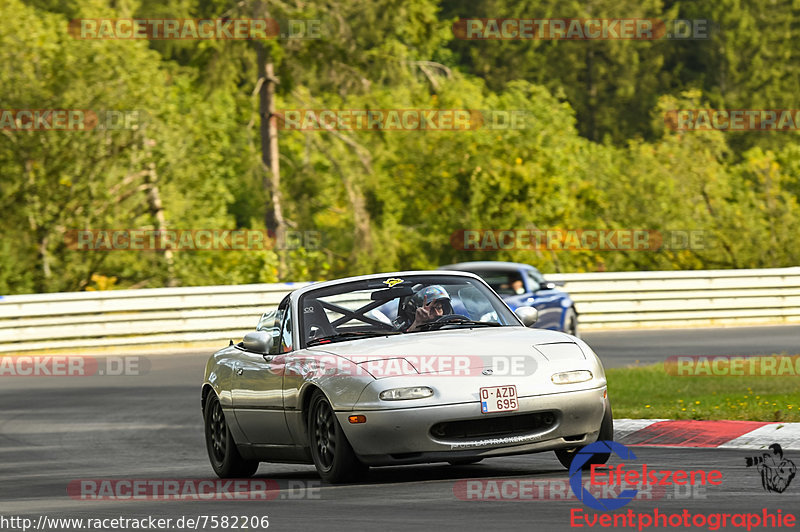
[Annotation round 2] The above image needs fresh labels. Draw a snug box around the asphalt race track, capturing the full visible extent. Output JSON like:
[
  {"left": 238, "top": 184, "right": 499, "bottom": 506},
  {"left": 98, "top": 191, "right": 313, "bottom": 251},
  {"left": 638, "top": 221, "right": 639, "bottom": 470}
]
[
  {"left": 582, "top": 325, "right": 800, "bottom": 368},
  {"left": 2, "top": 326, "right": 799, "bottom": 532}
]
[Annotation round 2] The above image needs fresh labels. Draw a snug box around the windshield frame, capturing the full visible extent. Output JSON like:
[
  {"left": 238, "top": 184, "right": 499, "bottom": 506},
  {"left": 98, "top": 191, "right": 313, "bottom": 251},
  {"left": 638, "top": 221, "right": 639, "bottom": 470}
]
[{"left": 296, "top": 273, "right": 522, "bottom": 349}]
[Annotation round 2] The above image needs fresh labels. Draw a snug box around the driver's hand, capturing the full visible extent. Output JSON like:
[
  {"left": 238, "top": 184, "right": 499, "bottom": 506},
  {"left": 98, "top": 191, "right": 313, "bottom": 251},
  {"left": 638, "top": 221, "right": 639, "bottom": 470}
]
[
  {"left": 408, "top": 301, "right": 435, "bottom": 332},
  {"left": 415, "top": 301, "right": 435, "bottom": 322}
]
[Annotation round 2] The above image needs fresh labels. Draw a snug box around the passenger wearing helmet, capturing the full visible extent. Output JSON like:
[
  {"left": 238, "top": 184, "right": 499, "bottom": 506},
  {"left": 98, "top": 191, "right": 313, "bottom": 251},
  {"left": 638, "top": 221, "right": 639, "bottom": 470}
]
[{"left": 395, "top": 285, "right": 454, "bottom": 332}]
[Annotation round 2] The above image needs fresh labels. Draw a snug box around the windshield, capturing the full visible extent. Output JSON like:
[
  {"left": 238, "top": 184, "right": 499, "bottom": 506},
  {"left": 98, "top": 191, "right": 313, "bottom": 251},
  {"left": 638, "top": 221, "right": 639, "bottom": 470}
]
[
  {"left": 298, "top": 274, "right": 521, "bottom": 348},
  {"left": 462, "top": 269, "right": 526, "bottom": 295}
]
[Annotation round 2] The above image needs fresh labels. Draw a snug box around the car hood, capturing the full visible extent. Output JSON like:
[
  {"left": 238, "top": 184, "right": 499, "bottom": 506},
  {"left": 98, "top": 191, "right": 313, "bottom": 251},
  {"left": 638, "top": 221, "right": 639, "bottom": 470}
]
[{"left": 307, "top": 327, "right": 587, "bottom": 377}]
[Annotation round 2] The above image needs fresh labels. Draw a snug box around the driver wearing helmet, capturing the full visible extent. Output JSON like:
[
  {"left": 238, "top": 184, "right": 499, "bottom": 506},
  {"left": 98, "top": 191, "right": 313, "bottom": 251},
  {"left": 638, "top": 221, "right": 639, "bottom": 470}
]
[{"left": 395, "top": 285, "right": 454, "bottom": 332}]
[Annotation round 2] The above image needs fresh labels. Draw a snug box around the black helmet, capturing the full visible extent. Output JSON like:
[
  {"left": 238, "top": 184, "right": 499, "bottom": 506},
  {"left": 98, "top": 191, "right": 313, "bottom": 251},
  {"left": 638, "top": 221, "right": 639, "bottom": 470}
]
[{"left": 408, "top": 285, "right": 453, "bottom": 314}]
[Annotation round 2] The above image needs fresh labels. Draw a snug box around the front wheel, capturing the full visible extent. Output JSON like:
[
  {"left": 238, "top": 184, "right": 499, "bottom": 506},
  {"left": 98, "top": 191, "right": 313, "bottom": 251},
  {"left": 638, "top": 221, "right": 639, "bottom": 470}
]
[
  {"left": 204, "top": 393, "right": 259, "bottom": 478},
  {"left": 308, "top": 391, "right": 368, "bottom": 483},
  {"left": 563, "top": 308, "right": 579, "bottom": 337},
  {"left": 555, "top": 401, "right": 613, "bottom": 470}
]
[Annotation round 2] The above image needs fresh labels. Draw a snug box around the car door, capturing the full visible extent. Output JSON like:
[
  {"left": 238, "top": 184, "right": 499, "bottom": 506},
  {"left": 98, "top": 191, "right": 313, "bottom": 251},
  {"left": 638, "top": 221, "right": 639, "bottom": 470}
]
[
  {"left": 524, "top": 268, "right": 563, "bottom": 330},
  {"left": 231, "top": 297, "right": 293, "bottom": 445}
]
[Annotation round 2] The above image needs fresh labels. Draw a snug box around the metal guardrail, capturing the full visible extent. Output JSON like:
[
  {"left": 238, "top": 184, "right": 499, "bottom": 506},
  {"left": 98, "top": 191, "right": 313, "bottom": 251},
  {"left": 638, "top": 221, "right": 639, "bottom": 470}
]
[
  {"left": 548, "top": 267, "right": 800, "bottom": 329},
  {"left": 1, "top": 268, "right": 799, "bottom": 353},
  {"left": 0, "top": 283, "right": 310, "bottom": 353}
]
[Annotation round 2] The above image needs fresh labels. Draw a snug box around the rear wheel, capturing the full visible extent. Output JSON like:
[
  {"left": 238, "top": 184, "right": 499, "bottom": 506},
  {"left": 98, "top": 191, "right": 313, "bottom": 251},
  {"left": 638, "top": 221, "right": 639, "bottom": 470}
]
[
  {"left": 204, "top": 393, "right": 259, "bottom": 478},
  {"left": 308, "top": 390, "right": 368, "bottom": 483},
  {"left": 555, "top": 401, "right": 613, "bottom": 470}
]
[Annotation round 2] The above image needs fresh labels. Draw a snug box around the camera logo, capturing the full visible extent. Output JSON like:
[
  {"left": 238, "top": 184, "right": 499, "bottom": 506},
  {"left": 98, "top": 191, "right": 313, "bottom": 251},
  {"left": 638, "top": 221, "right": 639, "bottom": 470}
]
[{"left": 745, "top": 444, "right": 797, "bottom": 493}]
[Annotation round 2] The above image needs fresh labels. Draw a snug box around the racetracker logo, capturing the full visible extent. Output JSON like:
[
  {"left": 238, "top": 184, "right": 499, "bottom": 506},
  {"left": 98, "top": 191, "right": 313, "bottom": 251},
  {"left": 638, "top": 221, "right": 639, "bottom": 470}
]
[
  {"left": 666, "top": 355, "right": 800, "bottom": 377},
  {"left": 279, "top": 354, "right": 538, "bottom": 378},
  {"left": 450, "top": 229, "right": 707, "bottom": 251},
  {"left": 665, "top": 109, "right": 800, "bottom": 131},
  {"left": 68, "top": 479, "right": 282, "bottom": 500},
  {"left": 452, "top": 18, "right": 710, "bottom": 40},
  {"left": 452, "top": 477, "right": 700, "bottom": 502},
  {"left": 0, "top": 356, "right": 149, "bottom": 377},
  {"left": 0, "top": 110, "right": 141, "bottom": 131},
  {"left": 275, "top": 109, "right": 529, "bottom": 131},
  {"left": 65, "top": 229, "right": 322, "bottom": 251},
  {"left": 68, "top": 19, "right": 322, "bottom": 40}
]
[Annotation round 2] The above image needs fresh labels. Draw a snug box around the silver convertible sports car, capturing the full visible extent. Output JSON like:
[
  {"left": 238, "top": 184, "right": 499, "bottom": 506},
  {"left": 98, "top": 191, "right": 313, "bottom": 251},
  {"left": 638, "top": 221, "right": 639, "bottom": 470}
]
[{"left": 202, "top": 271, "right": 613, "bottom": 483}]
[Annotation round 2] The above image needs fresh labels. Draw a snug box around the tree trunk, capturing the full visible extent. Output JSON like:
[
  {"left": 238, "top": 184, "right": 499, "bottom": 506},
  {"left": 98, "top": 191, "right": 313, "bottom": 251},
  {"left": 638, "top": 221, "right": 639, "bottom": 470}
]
[
  {"left": 25, "top": 160, "right": 50, "bottom": 291},
  {"left": 144, "top": 160, "right": 176, "bottom": 286},
  {"left": 585, "top": 46, "right": 597, "bottom": 142},
  {"left": 256, "top": 42, "right": 287, "bottom": 278}
]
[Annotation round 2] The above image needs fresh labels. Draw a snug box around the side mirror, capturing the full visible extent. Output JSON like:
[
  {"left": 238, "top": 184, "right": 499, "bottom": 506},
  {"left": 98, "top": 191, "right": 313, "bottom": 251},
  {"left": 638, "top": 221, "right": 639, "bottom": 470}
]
[
  {"left": 540, "top": 281, "right": 556, "bottom": 290},
  {"left": 242, "top": 331, "right": 273, "bottom": 354},
  {"left": 514, "top": 306, "right": 539, "bottom": 327}
]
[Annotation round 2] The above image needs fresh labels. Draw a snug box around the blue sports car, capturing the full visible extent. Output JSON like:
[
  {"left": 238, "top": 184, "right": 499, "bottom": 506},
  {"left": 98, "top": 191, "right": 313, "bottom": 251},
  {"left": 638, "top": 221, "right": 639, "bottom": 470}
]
[{"left": 439, "top": 261, "right": 578, "bottom": 336}]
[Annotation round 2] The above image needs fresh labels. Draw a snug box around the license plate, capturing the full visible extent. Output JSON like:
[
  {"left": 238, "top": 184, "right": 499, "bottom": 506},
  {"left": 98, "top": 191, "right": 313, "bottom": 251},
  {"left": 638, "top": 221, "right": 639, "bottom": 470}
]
[{"left": 480, "top": 385, "right": 518, "bottom": 413}]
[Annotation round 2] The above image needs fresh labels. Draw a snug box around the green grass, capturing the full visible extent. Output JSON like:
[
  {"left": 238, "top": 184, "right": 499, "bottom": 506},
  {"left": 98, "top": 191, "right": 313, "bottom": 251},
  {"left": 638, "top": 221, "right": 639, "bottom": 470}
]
[{"left": 607, "top": 360, "right": 800, "bottom": 422}]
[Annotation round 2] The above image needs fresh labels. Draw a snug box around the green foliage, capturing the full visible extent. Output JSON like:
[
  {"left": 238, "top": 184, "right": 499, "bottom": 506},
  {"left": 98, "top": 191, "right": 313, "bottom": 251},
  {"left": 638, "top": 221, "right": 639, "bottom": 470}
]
[{"left": 2, "top": 0, "right": 800, "bottom": 294}]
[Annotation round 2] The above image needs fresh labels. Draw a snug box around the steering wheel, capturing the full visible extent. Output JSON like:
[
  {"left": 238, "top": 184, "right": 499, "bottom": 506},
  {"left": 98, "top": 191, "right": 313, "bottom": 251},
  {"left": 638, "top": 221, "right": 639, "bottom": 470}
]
[{"left": 431, "top": 314, "right": 473, "bottom": 324}]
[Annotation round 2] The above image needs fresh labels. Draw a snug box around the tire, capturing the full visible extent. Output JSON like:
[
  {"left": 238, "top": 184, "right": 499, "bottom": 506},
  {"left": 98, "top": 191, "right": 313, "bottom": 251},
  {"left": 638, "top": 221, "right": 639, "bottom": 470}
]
[
  {"left": 204, "top": 393, "right": 259, "bottom": 478},
  {"left": 448, "top": 458, "right": 483, "bottom": 466},
  {"left": 555, "top": 401, "right": 614, "bottom": 470},
  {"left": 308, "top": 390, "right": 368, "bottom": 483},
  {"left": 564, "top": 308, "right": 579, "bottom": 337}
]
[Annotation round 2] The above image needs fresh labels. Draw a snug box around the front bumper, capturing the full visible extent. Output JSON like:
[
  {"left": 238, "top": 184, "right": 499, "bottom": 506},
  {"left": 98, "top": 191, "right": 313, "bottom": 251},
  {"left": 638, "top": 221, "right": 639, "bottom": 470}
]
[{"left": 338, "top": 386, "right": 606, "bottom": 466}]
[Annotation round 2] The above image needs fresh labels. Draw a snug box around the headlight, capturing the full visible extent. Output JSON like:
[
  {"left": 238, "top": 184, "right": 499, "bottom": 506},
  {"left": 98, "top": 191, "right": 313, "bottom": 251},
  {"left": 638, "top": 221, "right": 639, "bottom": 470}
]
[
  {"left": 379, "top": 386, "right": 434, "bottom": 401},
  {"left": 551, "top": 370, "right": 593, "bottom": 384}
]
